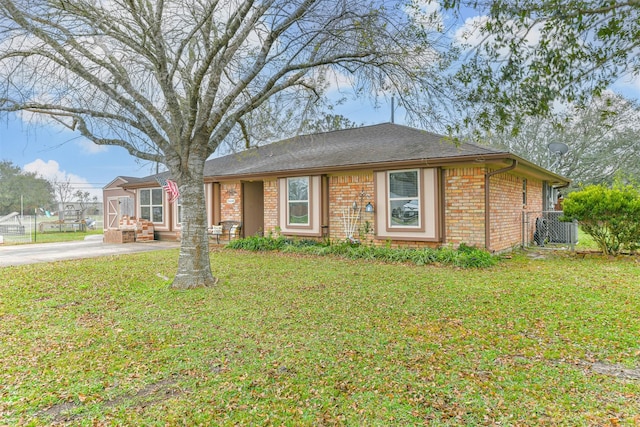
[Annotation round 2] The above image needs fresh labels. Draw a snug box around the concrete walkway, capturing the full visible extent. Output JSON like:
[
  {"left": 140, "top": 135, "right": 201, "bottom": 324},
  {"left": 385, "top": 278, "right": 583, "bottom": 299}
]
[{"left": 0, "top": 235, "right": 180, "bottom": 267}]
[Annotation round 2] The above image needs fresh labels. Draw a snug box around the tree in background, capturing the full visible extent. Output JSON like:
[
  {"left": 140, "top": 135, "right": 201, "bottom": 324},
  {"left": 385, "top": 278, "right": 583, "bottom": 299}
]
[
  {"left": 51, "top": 177, "right": 74, "bottom": 210},
  {"left": 443, "top": 0, "right": 640, "bottom": 134},
  {"left": 74, "top": 190, "right": 99, "bottom": 217},
  {"left": 218, "top": 94, "right": 362, "bottom": 153},
  {"left": 302, "top": 114, "right": 362, "bottom": 134},
  {"left": 562, "top": 180, "right": 640, "bottom": 255},
  {"left": 479, "top": 93, "right": 640, "bottom": 187},
  {"left": 0, "top": 0, "right": 458, "bottom": 288},
  {"left": 0, "top": 161, "right": 56, "bottom": 215}
]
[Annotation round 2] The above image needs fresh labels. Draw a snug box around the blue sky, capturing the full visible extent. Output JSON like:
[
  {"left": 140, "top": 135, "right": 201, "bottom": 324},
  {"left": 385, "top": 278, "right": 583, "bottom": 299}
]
[{"left": 0, "top": 114, "right": 144, "bottom": 196}]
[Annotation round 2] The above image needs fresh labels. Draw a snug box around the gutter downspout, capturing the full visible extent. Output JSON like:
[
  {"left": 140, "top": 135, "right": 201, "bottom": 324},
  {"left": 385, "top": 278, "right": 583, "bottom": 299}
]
[{"left": 485, "top": 159, "right": 518, "bottom": 252}]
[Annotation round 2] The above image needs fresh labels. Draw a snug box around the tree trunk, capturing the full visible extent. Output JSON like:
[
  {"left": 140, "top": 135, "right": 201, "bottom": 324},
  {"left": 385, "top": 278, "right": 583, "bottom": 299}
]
[{"left": 170, "top": 160, "right": 217, "bottom": 289}]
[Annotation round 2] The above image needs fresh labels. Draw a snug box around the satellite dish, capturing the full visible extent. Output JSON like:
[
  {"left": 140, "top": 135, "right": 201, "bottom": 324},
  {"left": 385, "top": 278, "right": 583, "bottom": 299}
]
[{"left": 548, "top": 142, "right": 569, "bottom": 155}]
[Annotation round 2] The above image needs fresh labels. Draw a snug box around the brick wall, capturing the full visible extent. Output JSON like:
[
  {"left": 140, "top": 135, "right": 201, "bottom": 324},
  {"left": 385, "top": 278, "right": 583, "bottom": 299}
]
[
  {"left": 103, "top": 215, "right": 155, "bottom": 243},
  {"left": 263, "top": 179, "right": 279, "bottom": 235},
  {"left": 104, "top": 229, "right": 136, "bottom": 243},
  {"left": 527, "top": 179, "right": 543, "bottom": 213},
  {"left": 443, "top": 167, "right": 486, "bottom": 248},
  {"left": 220, "top": 182, "right": 242, "bottom": 222},
  {"left": 328, "top": 172, "right": 375, "bottom": 242},
  {"left": 488, "top": 172, "right": 522, "bottom": 252},
  {"left": 523, "top": 179, "right": 543, "bottom": 243},
  {"left": 119, "top": 215, "right": 155, "bottom": 242},
  {"left": 241, "top": 168, "right": 545, "bottom": 252},
  {"left": 487, "top": 173, "right": 544, "bottom": 251}
]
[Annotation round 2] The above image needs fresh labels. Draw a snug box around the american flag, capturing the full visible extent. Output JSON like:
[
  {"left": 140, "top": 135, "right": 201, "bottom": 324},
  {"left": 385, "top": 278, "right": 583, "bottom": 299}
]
[{"left": 156, "top": 176, "right": 180, "bottom": 203}]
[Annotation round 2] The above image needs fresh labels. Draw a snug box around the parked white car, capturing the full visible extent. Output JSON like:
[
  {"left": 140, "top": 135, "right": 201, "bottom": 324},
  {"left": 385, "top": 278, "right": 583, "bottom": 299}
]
[{"left": 391, "top": 200, "right": 419, "bottom": 219}]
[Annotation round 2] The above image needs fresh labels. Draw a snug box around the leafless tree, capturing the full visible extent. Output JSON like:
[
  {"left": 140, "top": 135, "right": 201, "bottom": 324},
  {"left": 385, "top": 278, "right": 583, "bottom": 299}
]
[
  {"left": 51, "top": 177, "right": 74, "bottom": 208},
  {"left": 0, "top": 0, "right": 457, "bottom": 288}
]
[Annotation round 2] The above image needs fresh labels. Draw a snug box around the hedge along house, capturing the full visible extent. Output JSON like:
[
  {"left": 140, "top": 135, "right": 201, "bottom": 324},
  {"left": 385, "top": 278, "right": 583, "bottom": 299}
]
[{"left": 103, "top": 123, "right": 570, "bottom": 252}]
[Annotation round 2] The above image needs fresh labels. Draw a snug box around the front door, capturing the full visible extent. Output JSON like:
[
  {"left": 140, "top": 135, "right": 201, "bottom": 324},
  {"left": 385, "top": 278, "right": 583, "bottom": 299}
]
[
  {"left": 242, "top": 181, "right": 264, "bottom": 237},
  {"left": 107, "top": 196, "right": 133, "bottom": 229}
]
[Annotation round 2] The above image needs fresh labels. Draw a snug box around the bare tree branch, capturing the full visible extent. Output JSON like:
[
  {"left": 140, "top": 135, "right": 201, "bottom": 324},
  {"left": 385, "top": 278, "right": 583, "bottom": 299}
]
[{"left": 0, "top": 0, "right": 457, "bottom": 288}]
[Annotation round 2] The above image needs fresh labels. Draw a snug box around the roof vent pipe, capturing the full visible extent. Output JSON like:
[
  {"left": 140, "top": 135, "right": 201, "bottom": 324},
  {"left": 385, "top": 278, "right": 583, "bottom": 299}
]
[{"left": 391, "top": 96, "right": 395, "bottom": 124}]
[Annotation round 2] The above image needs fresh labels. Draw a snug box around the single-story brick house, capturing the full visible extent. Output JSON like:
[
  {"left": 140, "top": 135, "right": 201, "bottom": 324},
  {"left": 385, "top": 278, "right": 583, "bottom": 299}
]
[{"left": 103, "top": 123, "right": 569, "bottom": 252}]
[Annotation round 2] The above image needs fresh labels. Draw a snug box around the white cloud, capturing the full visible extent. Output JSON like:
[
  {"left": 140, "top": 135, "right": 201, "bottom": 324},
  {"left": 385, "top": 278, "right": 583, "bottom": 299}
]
[
  {"left": 453, "top": 15, "right": 488, "bottom": 49},
  {"left": 323, "top": 67, "right": 356, "bottom": 94},
  {"left": 24, "top": 159, "right": 66, "bottom": 181},
  {"left": 23, "top": 159, "right": 103, "bottom": 201},
  {"left": 407, "top": 0, "right": 444, "bottom": 30},
  {"left": 76, "top": 139, "right": 108, "bottom": 154}
]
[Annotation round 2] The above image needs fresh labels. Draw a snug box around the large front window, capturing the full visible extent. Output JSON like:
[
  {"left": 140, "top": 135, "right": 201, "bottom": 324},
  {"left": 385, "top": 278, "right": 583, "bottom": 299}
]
[
  {"left": 287, "top": 177, "right": 309, "bottom": 225},
  {"left": 140, "top": 188, "right": 164, "bottom": 223},
  {"left": 389, "top": 170, "right": 420, "bottom": 228}
]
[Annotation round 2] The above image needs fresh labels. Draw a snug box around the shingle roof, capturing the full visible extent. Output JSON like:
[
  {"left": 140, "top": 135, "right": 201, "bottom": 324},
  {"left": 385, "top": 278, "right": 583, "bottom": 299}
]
[
  {"left": 103, "top": 175, "right": 150, "bottom": 189},
  {"left": 203, "top": 123, "right": 508, "bottom": 178},
  {"left": 118, "top": 176, "right": 150, "bottom": 184}
]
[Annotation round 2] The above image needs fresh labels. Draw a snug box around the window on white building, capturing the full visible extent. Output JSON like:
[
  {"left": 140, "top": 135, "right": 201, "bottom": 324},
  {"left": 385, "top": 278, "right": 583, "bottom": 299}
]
[{"left": 140, "top": 188, "right": 164, "bottom": 223}]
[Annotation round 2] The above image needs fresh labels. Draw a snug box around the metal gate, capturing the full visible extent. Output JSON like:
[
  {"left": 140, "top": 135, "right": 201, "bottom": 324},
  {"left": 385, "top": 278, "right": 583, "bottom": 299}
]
[{"left": 523, "top": 211, "right": 578, "bottom": 249}]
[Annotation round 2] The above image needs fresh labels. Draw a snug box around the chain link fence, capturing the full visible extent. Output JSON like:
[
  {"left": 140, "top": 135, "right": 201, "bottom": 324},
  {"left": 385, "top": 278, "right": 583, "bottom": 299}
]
[
  {"left": 0, "top": 215, "right": 34, "bottom": 244},
  {"left": 0, "top": 215, "right": 104, "bottom": 244},
  {"left": 523, "top": 211, "right": 578, "bottom": 249}
]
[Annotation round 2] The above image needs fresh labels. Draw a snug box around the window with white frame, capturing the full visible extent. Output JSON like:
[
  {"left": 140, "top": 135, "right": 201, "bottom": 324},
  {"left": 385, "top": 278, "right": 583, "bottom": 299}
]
[
  {"left": 140, "top": 188, "right": 164, "bottom": 223},
  {"left": 176, "top": 198, "right": 182, "bottom": 225},
  {"left": 287, "top": 177, "right": 309, "bottom": 225},
  {"left": 388, "top": 170, "right": 420, "bottom": 228}
]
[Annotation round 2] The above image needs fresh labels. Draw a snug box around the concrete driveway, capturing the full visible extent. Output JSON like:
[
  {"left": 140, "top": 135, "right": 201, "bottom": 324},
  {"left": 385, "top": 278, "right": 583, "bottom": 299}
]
[{"left": 0, "top": 235, "right": 180, "bottom": 267}]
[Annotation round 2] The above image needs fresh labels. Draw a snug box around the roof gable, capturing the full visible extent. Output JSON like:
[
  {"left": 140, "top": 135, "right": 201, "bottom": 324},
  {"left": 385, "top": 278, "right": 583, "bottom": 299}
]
[{"left": 103, "top": 175, "right": 147, "bottom": 189}]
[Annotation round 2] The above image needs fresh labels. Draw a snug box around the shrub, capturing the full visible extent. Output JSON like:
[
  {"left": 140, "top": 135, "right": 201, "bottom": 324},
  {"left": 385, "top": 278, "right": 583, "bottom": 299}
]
[
  {"left": 562, "top": 181, "right": 640, "bottom": 255},
  {"left": 227, "top": 237, "right": 497, "bottom": 268},
  {"left": 227, "top": 235, "right": 331, "bottom": 251},
  {"left": 226, "top": 235, "right": 289, "bottom": 251}
]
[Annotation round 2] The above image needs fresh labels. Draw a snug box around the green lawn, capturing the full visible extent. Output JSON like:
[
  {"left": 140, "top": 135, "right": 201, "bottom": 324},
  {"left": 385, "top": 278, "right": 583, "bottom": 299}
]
[
  {"left": 1, "top": 248, "right": 639, "bottom": 425},
  {"left": 31, "top": 229, "right": 104, "bottom": 244},
  {"left": 2, "top": 228, "right": 104, "bottom": 245}
]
